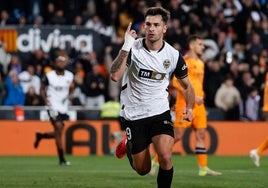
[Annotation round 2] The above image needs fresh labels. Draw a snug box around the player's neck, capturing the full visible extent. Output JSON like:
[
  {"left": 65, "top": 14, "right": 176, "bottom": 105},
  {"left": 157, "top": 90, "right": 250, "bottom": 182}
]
[
  {"left": 145, "top": 38, "right": 163, "bottom": 51},
  {"left": 56, "top": 69, "right": 65, "bottom": 75},
  {"left": 186, "top": 51, "right": 199, "bottom": 59}
]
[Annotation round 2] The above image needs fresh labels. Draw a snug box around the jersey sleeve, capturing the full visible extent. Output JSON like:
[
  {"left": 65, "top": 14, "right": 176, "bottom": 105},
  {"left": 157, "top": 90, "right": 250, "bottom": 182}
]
[
  {"left": 174, "top": 53, "right": 188, "bottom": 79},
  {"left": 126, "top": 50, "right": 132, "bottom": 67}
]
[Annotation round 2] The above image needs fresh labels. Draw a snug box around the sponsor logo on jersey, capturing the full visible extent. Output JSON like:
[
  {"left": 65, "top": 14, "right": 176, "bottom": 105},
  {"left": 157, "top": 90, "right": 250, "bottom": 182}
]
[
  {"left": 54, "top": 86, "right": 64, "bottom": 91},
  {"left": 182, "top": 64, "right": 187, "bottom": 70},
  {"left": 163, "top": 59, "right": 171, "bottom": 69},
  {"left": 139, "top": 68, "right": 165, "bottom": 80}
]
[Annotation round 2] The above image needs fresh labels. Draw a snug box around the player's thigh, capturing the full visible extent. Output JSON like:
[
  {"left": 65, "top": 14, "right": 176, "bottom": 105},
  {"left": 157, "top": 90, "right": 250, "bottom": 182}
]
[
  {"left": 132, "top": 148, "right": 151, "bottom": 173},
  {"left": 152, "top": 134, "right": 174, "bottom": 159}
]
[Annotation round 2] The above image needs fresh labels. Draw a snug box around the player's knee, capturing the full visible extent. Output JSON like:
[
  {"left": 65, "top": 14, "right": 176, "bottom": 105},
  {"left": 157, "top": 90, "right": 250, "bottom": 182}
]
[
  {"left": 136, "top": 167, "right": 150, "bottom": 176},
  {"left": 158, "top": 154, "right": 172, "bottom": 169},
  {"left": 174, "top": 128, "right": 183, "bottom": 141},
  {"left": 134, "top": 162, "right": 151, "bottom": 175},
  {"left": 174, "top": 134, "right": 181, "bottom": 142},
  {"left": 54, "top": 122, "right": 63, "bottom": 132}
]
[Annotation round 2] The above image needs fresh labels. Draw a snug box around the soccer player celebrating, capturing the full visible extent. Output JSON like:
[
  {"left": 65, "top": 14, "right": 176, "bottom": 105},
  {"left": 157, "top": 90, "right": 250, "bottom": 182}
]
[
  {"left": 34, "top": 54, "right": 74, "bottom": 166},
  {"left": 111, "top": 7, "right": 195, "bottom": 188}
]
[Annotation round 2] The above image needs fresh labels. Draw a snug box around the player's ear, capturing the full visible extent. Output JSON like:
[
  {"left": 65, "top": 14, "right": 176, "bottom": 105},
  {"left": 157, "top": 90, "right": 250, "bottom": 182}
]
[{"left": 163, "top": 24, "right": 168, "bottom": 34}]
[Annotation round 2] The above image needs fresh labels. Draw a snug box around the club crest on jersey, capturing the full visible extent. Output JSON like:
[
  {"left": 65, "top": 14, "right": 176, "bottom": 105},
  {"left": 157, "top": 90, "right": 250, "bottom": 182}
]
[{"left": 163, "top": 59, "right": 170, "bottom": 69}]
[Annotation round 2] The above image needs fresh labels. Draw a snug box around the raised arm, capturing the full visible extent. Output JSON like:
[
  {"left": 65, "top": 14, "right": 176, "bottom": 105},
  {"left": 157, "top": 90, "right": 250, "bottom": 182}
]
[{"left": 110, "top": 22, "right": 137, "bottom": 82}]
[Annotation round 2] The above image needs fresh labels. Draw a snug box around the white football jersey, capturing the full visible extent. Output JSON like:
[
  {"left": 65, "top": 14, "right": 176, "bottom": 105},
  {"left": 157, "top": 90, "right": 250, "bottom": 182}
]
[
  {"left": 120, "top": 38, "right": 188, "bottom": 120},
  {"left": 45, "top": 70, "right": 74, "bottom": 114}
]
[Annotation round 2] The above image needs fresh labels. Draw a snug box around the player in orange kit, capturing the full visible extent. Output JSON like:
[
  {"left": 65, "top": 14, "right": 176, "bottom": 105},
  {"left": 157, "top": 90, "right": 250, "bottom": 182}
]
[
  {"left": 261, "top": 71, "right": 268, "bottom": 121},
  {"left": 249, "top": 70, "right": 268, "bottom": 167},
  {"left": 151, "top": 35, "right": 222, "bottom": 176}
]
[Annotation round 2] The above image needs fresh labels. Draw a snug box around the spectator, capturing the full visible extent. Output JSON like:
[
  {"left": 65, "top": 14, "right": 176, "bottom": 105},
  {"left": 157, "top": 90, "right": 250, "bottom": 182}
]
[
  {"left": 18, "top": 64, "right": 41, "bottom": 95},
  {"left": 104, "top": 46, "right": 120, "bottom": 101},
  {"left": 246, "top": 31, "right": 264, "bottom": 66},
  {"left": 24, "top": 86, "right": 43, "bottom": 106},
  {"left": 0, "top": 40, "right": 11, "bottom": 77},
  {"left": 244, "top": 86, "right": 261, "bottom": 121},
  {"left": 7, "top": 55, "right": 22, "bottom": 76},
  {"left": 204, "top": 60, "right": 224, "bottom": 107},
  {"left": 250, "top": 63, "right": 265, "bottom": 92},
  {"left": 63, "top": 0, "right": 86, "bottom": 25},
  {"left": 84, "top": 63, "right": 106, "bottom": 107},
  {"left": 3, "top": 70, "right": 25, "bottom": 106},
  {"left": 43, "top": 2, "right": 55, "bottom": 25},
  {"left": 215, "top": 76, "right": 241, "bottom": 120},
  {"left": 260, "top": 19, "right": 268, "bottom": 49},
  {"left": 73, "top": 15, "right": 83, "bottom": 26},
  {"left": 33, "top": 15, "right": 44, "bottom": 26},
  {"left": 30, "top": 49, "right": 50, "bottom": 77},
  {"left": 27, "top": 0, "right": 42, "bottom": 24},
  {"left": 167, "top": 0, "right": 188, "bottom": 24},
  {"left": 18, "top": 13, "right": 27, "bottom": 26},
  {"left": 166, "top": 18, "right": 185, "bottom": 50},
  {"left": 238, "top": 71, "right": 255, "bottom": 118},
  {"left": 72, "top": 64, "right": 86, "bottom": 106},
  {"left": 227, "top": 58, "right": 242, "bottom": 86},
  {"left": 81, "top": 0, "right": 96, "bottom": 22},
  {"left": 222, "top": 0, "right": 241, "bottom": 25},
  {"left": 51, "top": 9, "right": 67, "bottom": 25},
  {"left": 85, "top": 14, "right": 105, "bottom": 32},
  {"left": 0, "top": 10, "right": 11, "bottom": 26}
]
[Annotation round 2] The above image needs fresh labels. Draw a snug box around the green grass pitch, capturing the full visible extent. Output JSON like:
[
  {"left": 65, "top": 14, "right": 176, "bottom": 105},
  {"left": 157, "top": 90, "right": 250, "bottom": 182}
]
[{"left": 0, "top": 155, "right": 267, "bottom": 188}]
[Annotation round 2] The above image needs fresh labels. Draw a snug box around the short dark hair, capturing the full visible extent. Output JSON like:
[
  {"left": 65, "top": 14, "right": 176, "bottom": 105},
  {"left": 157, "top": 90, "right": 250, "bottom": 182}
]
[
  {"left": 145, "top": 7, "right": 170, "bottom": 24},
  {"left": 187, "top": 35, "right": 203, "bottom": 49}
]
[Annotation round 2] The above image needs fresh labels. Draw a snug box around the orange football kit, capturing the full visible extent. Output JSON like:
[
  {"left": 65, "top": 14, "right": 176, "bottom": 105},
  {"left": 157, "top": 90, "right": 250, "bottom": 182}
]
[
  {"left": 172, "top": 55, "right": 207, "bottom": 129},
  {"left": 262, "top": 72, "right": 268, "bottom": 112}
]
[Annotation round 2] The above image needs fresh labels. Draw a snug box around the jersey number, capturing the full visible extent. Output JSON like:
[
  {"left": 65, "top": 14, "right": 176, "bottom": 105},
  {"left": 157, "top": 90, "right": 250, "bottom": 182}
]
[{"left": 125, "top": 127, "right": 132, "bottom": 140}]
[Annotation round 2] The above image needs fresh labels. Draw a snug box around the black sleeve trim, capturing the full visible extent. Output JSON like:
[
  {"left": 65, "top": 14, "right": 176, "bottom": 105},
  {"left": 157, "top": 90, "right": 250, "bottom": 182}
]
[
  {"left": 126, "top": 50, "right": 132, "bottom": 67},
  {"left": 174, "top": 53, "right": 188, "bottom": 79},
  {"left": 121, "top": 83, "right": 127, "bottom": 91}
]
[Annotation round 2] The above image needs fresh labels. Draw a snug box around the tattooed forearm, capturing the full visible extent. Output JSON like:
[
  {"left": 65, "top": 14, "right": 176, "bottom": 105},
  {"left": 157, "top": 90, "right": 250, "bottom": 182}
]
[{"left": 110, "top": 50, "right": 128, "bottom": 73}]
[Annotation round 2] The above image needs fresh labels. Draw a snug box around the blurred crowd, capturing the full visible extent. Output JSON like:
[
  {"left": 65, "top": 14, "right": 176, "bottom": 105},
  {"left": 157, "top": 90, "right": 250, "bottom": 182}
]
[{"left": 0, "top": 0, "right": 268, "bottom": 121}]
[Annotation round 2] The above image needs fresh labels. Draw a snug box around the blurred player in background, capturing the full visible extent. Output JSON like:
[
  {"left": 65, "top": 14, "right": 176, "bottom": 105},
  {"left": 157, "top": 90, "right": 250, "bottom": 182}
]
[
  {"left": 261, "top": 69, "right": 268, "bottom": 121},
  {"left": 34, "top": 54, "right": 74, "bottom": 166},
  {"left": 249, "top": 68, "right": 268, "bottom": 167},
  {"left": 250, "top": 137, "right": 268, "bottom": 167},
  {"left": 151, "top": 35, "right": 222, "bottom": 176}
]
